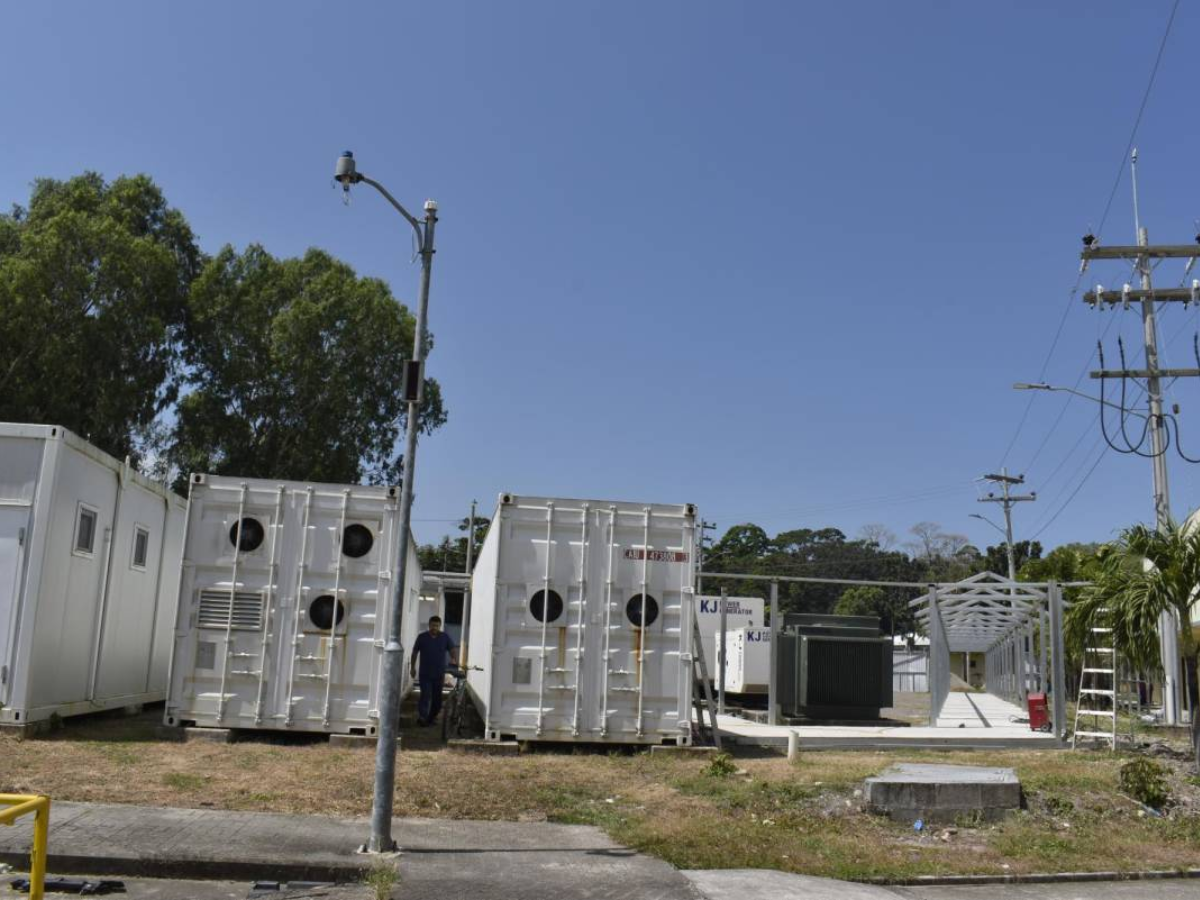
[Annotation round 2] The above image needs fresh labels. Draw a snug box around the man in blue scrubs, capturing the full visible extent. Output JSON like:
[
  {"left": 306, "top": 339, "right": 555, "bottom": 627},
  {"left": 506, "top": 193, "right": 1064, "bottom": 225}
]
[{"left": 409, "top": 615, "right": 458, "bottom": 726}]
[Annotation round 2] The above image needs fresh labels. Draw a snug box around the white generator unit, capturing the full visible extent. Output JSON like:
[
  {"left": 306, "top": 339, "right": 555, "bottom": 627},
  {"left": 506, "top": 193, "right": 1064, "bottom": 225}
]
[
  {"left": 695, "top": 594, "right": 763, "bottom": 641},
  {"left": 467, "top": 493, "right": 697, "bottom": 745},
  {"left": 164, "top": 475, "right": 422, "bottom": 736},
  {"left": 713, "top": 627, "right": 771, "bottom": 694},
  {"left": 0, "top": 423, "right": 185, "bottom": 730}
]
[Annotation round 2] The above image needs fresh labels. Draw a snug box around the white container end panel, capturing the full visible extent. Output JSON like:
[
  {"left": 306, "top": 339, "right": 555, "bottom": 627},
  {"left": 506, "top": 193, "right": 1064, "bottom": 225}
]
[
  {"left": 714, "top": 627, "right": 771, "bottom": 694},
  {"left": 0, "top": 423, "right": 186, "bottom": 726},
  {"left": 165, "top": 475, "right": 420, "bottom": 735},
  {"left": 467, "top": 494, "right": 697, "bottom": 745}
]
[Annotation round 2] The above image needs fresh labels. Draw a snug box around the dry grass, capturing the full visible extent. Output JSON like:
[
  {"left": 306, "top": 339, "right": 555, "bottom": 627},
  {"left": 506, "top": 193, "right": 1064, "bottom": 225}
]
[{"left": 3, "top": 712, "right": 1199, "bottom": 881}]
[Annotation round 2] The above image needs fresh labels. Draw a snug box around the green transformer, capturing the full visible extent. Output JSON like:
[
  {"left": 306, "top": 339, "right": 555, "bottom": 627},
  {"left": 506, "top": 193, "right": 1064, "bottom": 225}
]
[{"left": 777, "top": 614, "right": 893, "bottom": 720}]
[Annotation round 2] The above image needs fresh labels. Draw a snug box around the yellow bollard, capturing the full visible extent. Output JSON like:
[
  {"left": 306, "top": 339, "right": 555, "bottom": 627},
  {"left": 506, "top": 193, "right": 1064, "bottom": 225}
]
[{"left": 0, "top": 793, "right": 50, "bottom": 900}]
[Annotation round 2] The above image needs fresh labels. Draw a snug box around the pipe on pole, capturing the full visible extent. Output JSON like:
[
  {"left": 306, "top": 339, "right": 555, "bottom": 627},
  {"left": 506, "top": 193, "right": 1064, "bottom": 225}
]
[{"left": 768, "top": 580, "right": 779, "bottom": 726}]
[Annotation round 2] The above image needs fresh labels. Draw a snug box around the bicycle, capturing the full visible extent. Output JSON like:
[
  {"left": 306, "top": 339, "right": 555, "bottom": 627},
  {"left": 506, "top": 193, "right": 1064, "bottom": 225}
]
[{"left": 442, "top": 664, "right": 483, "bottom": 741}]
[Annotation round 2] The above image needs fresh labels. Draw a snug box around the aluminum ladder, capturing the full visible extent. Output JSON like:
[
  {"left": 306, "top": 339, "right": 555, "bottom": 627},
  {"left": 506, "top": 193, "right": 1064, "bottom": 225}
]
[
  {"left": 690, "top": 609, "right": 722, "bottom": 750},
  {"left": 1071, "top": 607, "right": 1118, "bottom": 750}
]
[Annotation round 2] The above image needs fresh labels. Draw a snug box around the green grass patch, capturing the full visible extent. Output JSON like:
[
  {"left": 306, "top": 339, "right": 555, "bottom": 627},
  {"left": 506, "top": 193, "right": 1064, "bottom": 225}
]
[{"left": 161, "top": 772, "right": 208, "bottom": 791}]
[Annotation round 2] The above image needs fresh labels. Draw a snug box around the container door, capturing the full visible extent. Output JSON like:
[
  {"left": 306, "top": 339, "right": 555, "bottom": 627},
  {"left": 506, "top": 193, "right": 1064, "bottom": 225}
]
[
  {"left": 586, "top": 507, "right": 691, "bottom": 743},
  {"left": 0, "top": 506, "right": 31, "bottom": 706}
]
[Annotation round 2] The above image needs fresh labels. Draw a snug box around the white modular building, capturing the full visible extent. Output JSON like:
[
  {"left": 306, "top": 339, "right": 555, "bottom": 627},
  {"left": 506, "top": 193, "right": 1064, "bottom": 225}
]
[
  {"left": 0, "top": 423, "right": 186, "bottom": 730},
  {"left": 713, "top": 627, "right": 771, "bottom": 694},
  {"left": 467, "top": 493, "right": 698, "bottom": 745},
  {"left": 164, "top": 475, "right": 422, "bottom": 737},
  {"left": 694, "top": 594, "right": 763, "bottom": 641}
]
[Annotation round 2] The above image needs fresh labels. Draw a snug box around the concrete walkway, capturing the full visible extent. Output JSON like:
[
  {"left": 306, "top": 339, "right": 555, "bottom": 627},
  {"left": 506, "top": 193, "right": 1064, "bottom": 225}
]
[
  {"left": 935, "top": 691, "right": 1031, "bottom": 730},
  {"left": 2, "top": 802, "right": 1194, "bottom": 900},
  {"left": 685, "top": 871, "right": 1200, "bottom": 899},
  {"left": 0, "top": 801, "right": 694, "bottom": 900}
]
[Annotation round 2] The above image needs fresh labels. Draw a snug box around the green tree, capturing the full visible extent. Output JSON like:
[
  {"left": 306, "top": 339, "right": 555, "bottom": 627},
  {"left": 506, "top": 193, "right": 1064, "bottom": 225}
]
[
  {"left": 1069, "top": 523, "right": 1200, "bottom": 767},
  {"left": 0, "top": 173, "right": 200, "bottom": 462},
  {"left": 1018, "top": 542, "right": 1103, "bottom": 584},
  {"left": 418, "top": 516, "right": 491, "bottom": 573},
  {"left": 167, "top": 244, "right": 446, "bottom": 488},
  {"left": 981, "top": 540, "right": 1043, "bottom": 577}
]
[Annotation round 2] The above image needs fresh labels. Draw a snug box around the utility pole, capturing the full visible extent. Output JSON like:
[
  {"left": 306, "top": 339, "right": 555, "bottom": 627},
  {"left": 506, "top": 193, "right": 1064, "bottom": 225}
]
[
  {"left": 461, "top": 500, "right": 476, "bottom": 668},
  {"left": 1079, "top": 149, "right": 1194, "bottom": 725},
  {"left": 977, "top": 469, "right": 1036, "bottom": 583}
]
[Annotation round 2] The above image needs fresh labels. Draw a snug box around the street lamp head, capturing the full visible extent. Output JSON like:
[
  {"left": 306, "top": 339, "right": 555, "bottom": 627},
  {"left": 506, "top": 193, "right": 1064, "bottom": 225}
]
[
  {"left": 1012, "top": 382, "right": 1050, "bottom": 391},
  {"left": 334, "top": 151, "right": 361, "bottom": 191}
]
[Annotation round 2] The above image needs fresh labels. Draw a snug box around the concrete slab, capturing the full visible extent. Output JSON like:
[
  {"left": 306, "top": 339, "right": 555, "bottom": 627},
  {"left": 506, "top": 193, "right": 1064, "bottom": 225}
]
[
  {"left": 710, "top": 692, "right": 1060, "bottom": 750},
  {"left": 865, "top": 764, "right": 1021, "bottom": 824},
  {"left": 0, "top": 802, "right": 697, "bottom": 899},
  {"left": 686, "top": 869, "right": 901, "bottom": 899}
]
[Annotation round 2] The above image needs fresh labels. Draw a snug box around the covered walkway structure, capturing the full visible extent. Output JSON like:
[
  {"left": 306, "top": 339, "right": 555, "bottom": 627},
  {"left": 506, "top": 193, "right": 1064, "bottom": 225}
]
[
  {"left": 911, "top": 571, "right": 1068, "bottom": 737},
  {"left": 695, "top": 569, "right": 1069, "bottom": 748}
]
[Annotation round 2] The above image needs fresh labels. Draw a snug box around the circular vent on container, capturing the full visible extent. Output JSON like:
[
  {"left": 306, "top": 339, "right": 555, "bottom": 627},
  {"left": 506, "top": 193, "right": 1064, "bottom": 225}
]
[
  {"left": 309, "top": 595, "right": 345, "bottom": 631},
  {"left": 626, "top": 594, "right": 659, "bottom": 627},
  {"left": 529, "top": 589, "right": 564, "bottom": 623},
  {"left": 342, "top": 523, "right": 374, "bottom": 558},
  {"left": 229, "top": 517, "right": 265, "bottom": 552}
]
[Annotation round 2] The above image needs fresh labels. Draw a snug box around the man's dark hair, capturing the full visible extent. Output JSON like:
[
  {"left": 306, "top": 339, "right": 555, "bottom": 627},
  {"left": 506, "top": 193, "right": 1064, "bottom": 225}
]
[{"left": 429, "top": 616, "right": 442, "bottom": 624}]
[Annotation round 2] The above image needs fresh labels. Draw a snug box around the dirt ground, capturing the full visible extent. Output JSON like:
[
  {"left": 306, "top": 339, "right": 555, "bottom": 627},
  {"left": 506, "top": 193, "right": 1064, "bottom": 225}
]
[{"left": 3, "top": 708, "right": 1199, "bottom": 881}]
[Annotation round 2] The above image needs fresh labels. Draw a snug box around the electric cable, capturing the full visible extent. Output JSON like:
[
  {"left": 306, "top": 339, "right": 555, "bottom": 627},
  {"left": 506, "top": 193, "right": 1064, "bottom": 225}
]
[{"left": 998, "top": 0, "right": 1180, "bottom": 470}]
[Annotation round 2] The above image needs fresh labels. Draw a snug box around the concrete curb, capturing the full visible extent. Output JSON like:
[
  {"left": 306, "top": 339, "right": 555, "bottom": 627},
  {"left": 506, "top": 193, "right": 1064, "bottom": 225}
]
[
  {"left": 865, "top": 868, "right": 1200, "bottom": 887},
  {"left": 0, "top": 851, "right": 370, "bottom": 884}
]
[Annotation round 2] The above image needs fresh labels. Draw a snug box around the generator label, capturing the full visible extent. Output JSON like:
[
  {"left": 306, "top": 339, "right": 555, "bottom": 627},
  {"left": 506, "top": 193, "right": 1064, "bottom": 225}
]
[{"left": 623, "top": 548, "right": 689, "bottom": 563}]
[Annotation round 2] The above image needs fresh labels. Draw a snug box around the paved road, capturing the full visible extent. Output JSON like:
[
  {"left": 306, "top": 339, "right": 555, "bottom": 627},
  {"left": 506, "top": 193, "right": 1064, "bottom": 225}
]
[{"left": 684, "top": 870, "right": 1200, "bottom": 900}]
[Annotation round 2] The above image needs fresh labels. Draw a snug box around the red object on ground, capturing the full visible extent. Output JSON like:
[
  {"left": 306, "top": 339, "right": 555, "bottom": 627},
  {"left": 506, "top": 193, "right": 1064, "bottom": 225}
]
[{"left": 1027, "top": 692, "right": 1049, "bottom": 731}]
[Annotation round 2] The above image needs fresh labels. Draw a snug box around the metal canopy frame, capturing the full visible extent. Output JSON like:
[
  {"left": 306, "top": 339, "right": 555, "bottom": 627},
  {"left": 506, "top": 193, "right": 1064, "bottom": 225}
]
[
  {"left": 908, "top": 572, "right": 1068, "bottom": 736},
  {"left": 698, "top": 568, "right": 1074, "bottom": 740}
]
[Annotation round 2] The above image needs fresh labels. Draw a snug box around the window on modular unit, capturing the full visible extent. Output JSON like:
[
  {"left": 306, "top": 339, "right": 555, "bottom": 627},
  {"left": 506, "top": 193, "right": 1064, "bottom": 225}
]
[
  {"left": 529, "top": 589, "right": 564, "bottom": 624},
  {"left": 626, "top": 594, "right": 659, "bottom": 627},
  {"left": 132, "top": 526, "right": 150, "bottom": 569},
  {"left": 342, "top": 523, "right": 374, "bottom": 558},
  {"left": 229, "top": 517, "right": 265, "bottom": 552},
  {"left": 75, "top": 505, "right": 97, "bottom": 554}
]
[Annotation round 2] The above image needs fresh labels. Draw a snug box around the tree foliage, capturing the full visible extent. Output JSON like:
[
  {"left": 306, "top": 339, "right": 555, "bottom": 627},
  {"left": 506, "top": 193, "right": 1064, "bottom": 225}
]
[
  {"left": 418, "top": 515, "right": 491, "bottom": 573},
  {"left": 1070, "top": 522, "right": 1200, "bottom": 765},
  {"left": 0, "top": 173, "right": 200, "bottom": 462},
  {"left": 166, "top": 244, "right": 445, "bottom": 488},
  {"left": 982, "top": 539, "right": 1042, "bottom": 578},
  {"left": 0, "top": 173, "right": 449, "bottom": 488}
]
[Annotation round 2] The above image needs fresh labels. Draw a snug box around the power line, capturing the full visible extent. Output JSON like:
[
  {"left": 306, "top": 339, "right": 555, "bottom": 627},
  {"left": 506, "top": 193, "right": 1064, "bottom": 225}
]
[
  {"left": 1030, "top": 440, "right": 1110, "bottom": 540},
  {"left": 999, "top": 0, "right": 1181, "bottom": 470}
]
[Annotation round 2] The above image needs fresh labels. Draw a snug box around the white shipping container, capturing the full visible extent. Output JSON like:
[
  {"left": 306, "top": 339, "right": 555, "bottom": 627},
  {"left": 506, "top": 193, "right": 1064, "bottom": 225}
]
[
  {"left": 694, "top": 595, "right": 762, "bottom": 640},
  {"left": 714, "top": 627, "right": 771, "bottom": 694},
  {"left": 164, "top": 475, "right": 421, "bottom": 736},
  {"left": 0, "top": 423, "right": 185, "bottom": 729},
  {"left": 467, "top": 493, "right": 697, "bottom": 745}
]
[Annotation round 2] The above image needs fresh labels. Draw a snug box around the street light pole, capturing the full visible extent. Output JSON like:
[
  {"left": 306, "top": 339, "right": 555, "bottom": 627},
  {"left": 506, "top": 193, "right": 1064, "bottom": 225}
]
[{"left": 335, "top": 151, "right": 439, "bottom": 853}]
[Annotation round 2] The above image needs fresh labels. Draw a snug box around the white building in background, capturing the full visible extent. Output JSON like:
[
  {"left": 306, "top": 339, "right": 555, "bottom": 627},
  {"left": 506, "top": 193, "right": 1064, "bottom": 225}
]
[{"left": 0, "top": 423, "right": 185, "bottom": 731}]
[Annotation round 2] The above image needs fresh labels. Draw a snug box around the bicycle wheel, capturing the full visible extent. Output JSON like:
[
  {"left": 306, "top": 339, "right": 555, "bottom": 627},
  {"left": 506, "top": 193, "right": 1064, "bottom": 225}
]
[{"left": 441, "top": 688, "right": 459, "bottom": 741}]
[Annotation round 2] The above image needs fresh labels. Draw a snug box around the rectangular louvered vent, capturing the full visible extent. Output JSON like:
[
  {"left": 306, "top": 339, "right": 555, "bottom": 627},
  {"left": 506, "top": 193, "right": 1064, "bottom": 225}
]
[{"left": 198, "top": 589, "right": 265, "bottom": 631}]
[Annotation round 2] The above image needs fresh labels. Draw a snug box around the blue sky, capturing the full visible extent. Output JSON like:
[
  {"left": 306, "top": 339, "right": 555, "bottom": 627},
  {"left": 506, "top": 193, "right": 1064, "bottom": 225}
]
[{"left": 3, "top": 1, "right": 1199, "bottom": 555}]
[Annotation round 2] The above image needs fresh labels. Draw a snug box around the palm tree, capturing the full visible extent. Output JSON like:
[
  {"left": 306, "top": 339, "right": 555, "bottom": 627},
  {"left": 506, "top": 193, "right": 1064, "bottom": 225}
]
[{"left": 1069, "top": 522, "right": 1200, "bottom": 767}]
